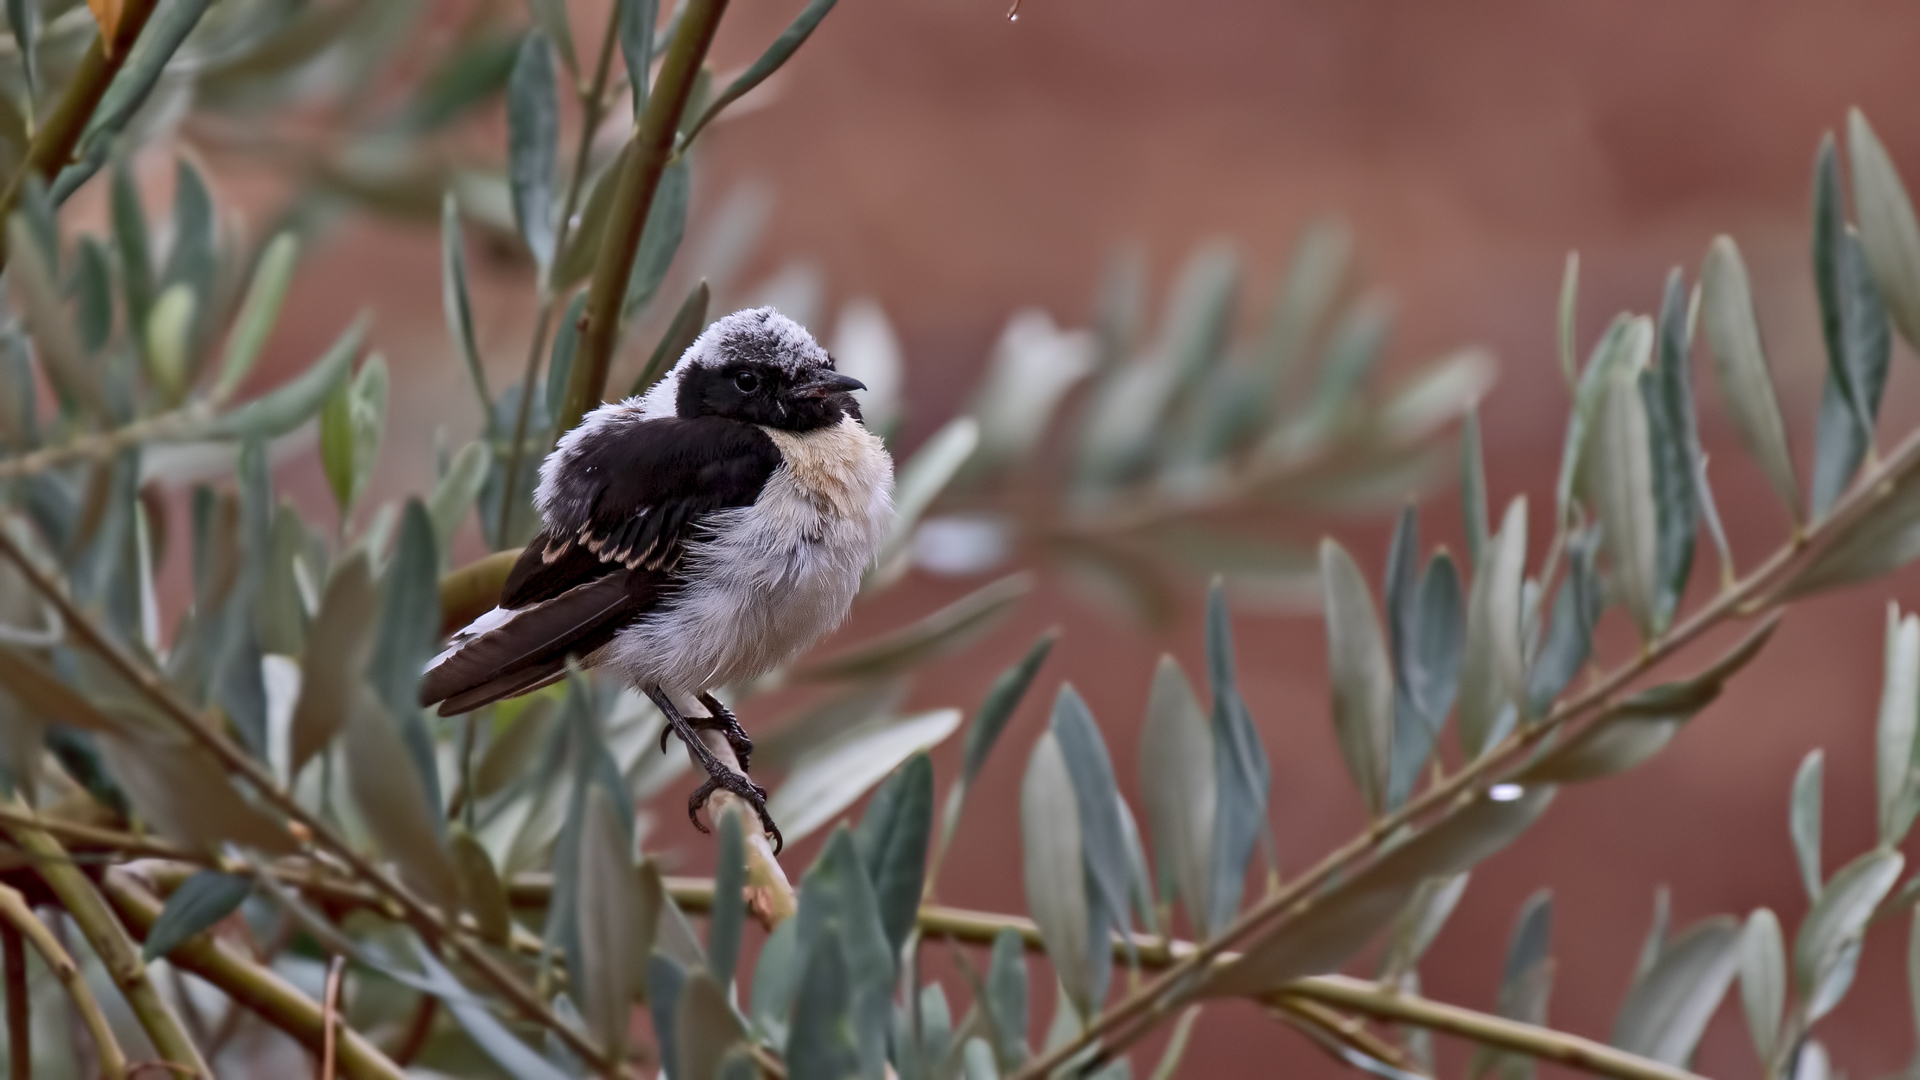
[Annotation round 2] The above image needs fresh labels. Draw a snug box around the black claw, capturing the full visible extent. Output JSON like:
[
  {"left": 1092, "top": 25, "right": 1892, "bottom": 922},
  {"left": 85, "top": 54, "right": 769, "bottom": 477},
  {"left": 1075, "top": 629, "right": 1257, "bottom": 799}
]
[
  {"left": 647, "top": 686, "right": 782, "bottom": 854},
  {"left": 686, "top": 772, "right": 781, "bottom": 854}
]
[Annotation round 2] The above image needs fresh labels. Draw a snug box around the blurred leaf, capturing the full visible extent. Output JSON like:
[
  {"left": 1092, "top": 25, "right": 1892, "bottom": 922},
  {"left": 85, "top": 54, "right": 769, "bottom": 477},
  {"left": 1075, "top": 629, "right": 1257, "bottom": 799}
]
[
  {"left": 525, "top": 0, "right": 578, "bottom": 74},
  {"left": 677, "top": 970, "right": 746, "bottom": 1080},
  {"left": 1378, "top": 872, "right": 1469, "bottom": 986},
  {"left": 442, "top": 194, "right": 489, "bottom": 407},
  {"left": 1022, "top": 731, "right": 1096, "bottom": 1017},
  {"left": 212, "top": 233, "right": 298, "bottom": 402},
  {"left": 755, "top": 679, "right": 908, "bottom": 775},
  {"left": 7, "top": 0, "right": 35, "bottom": 99},
  {"left": 1611, "top": 916, "right": 1740, "bottom": 1065},
  {"left": 630, "top": 279, "right": 710, "bottom": 397},
  {"left": 428, "top": 441, "right": 492, "bottom": 560},
  {"left": 1880, "top": 609, "right": 1920, "bottom": 844},
  {"left": 794, "top": 827, "right": 893, "bottom": 1069},
  {"left": 142, "top": 870, "right": 249, "bottom": 961},
  {"left": 767, "top": 709, "right": 959, "bottom": 846},
  {"left": 619, "top": 0, "right": 658, "bottom": 115},
  {"left": 366, "top": 502, "right": 443, "bottom": 802},
  {"left": 507, "top": 32, "right": 559, "bottom": 269},
  {"left": 679, "top": 0, "right": 839, "bottom": 150},
  {"left": 1321, "top": 537, "right": 1392, "bottom": 815},
  {"left": 160, "top": 160, "right": 213, "bottom": 342},
  {"left": 1459, "top": 497, "right": 1527, "bottom": 759},
  {"left": 473, "top": 693, "right": 560, "bottom": 799},
  {"left": 392, "top": 32, "right": 521, "bottom": 134},
  {"left": 342, "top": 685, "right": 457, "bottom": 908},
  {"left": 648, "top": 953, "right": 689, "bottom": 1077},
  {"left": 1206, "top": 581, "right": 1269, "bottom": 935},
  {"left": 1783, "top": 459, "right": 1920, "bottom": 595},
  {"left": 1557, "top": 252, "right": 1579, "bottom": 386},
  {"left": 111, "top": 158, "right": 153, "bottom": 347},
  {"left": 577, "top": 786, "right": 637, "bottom": 1059},
  {"left": 1140, "top": 654, "right": 1214, "bottom": 936},
  {"left": 1811, "top": 138, "right": 1892, "bottom": 520},
  {"left": 1554, "top": 314, "right": 1631, "bottom": 527},
  {"left": 210, "top": 314, "right": 366, "bottom": 441},
  {"left": 1643, "top": 272, "right": 1699, "bottom": 631},
  {"left": 1793, "top": 749, "right": 1824, "bottom": 901},
  {"left": 1461, "top": 406, "right": 1489, "bottom": 567},
  {"left": 1477, "top": 890, "right": 1554, "bottom": 1080},
  {"left": 1795, "top": 849, "right": 1903, "bottom": 1022},
  {"left": 72, "top": 237, "right": 112, "bottom": 354},
  {"left": 0, "top": 644, "right": 118, "bottom": 733},
  {"left": 786, "top": 925, "right": 859, "bottom": 1079},
  {"left": 985, "top": 927, "right": 1030, "bottom": 1071},
  {"left": 1850, "top": 109, "right": 1920, "bottom": 352},
  {"left": 451, "top": 827, "right": 511, "bottom": 945},
  {"left": 289, "top": 552, "right": 376, "bottom": 774},
  {"left": 1590, "top": 325, "right": 1661, "bottom": 640},
  {"left": 554, "top": 145, "right": 629, "bottom": 289},
  {"left": 543, "top": 293, "right": 585, "bottom": 431},
  {"left": 874, "top": 416, "right": 979, "bottom": 579},
  {"left": 1738, "top": 908, "right": 1786, "bottom": 1066},
  {"left": 8, "top": 215, "right": 102, "bottom": 421},
  {"left": 854, "top": 752, "right": 932, "bottom": 957},
  {"left": 318, "top": 348, "right": 386, "bottom": 515},
  {"left": 1051, "top": 685, "right": 1134, "bottom": 947},
  {"left": 99, "top": 734, "right": 295, "bottom": 854},
  {"left": 1206, "top": 784, "right": 1556, "bottom": 995},
  {"left": 623, "top": 159, "right": 690, "bottom": 317},
  {"left": 61, "top": 0, "right": 214, "bottom": 200},
  {"left": 954, "top": 629, "right": 1054, "bottom": 801},
  {"left": 751, "top": 918, "right": 800, "bottom": 1047},
  {"left": 1702, "top": 235, "right": 1800, "bottom": 519},
  {"left": 799, "top": 573, "right": 1030, "bottom": 682},
  {"left": 1520, "top": 613, "right": 1775, "bottom": 783},
  {"left": 710, "top": 808, "right": 747, "bottom": 990},
  {"left": 412, "top": 940, "right": 571, "bottom": 1080},
  {"left": 1146, "top": 1006, "right": 1201, "bottom": 1080},
  {"left": 145, "top": 285, "right": 194, "bottom": 405},
  {"left": 1524, "top": 528, "right": 1599, "bottom": 716}
]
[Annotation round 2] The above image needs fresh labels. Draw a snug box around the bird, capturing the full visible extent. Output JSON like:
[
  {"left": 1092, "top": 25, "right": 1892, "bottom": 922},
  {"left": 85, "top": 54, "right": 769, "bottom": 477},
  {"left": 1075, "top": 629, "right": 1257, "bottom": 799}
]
[{"left": 420, "top": 307, "right": 894, "bottom": 852}]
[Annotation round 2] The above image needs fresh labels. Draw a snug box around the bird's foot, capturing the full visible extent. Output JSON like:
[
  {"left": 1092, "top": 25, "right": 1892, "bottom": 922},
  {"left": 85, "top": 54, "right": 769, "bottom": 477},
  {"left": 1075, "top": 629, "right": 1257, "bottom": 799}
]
[
  {"left": 688, "top": 770, "right": 782, "bottom": 855},
  {"left": 654, "top": 695, "right": 754, "bottom": 772}
]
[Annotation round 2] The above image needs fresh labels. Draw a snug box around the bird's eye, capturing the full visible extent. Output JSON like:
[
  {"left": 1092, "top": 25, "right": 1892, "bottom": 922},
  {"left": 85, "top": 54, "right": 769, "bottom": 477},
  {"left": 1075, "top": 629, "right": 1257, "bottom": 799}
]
[{"left": 733, "top": 371, "right": 759, "bottom": 393}]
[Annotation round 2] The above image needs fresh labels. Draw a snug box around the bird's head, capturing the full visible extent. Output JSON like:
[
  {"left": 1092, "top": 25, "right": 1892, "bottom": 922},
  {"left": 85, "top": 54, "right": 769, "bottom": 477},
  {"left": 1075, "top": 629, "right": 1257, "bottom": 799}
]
[{"left": 662, "top": 307, "right": 866, "bottom": 431}]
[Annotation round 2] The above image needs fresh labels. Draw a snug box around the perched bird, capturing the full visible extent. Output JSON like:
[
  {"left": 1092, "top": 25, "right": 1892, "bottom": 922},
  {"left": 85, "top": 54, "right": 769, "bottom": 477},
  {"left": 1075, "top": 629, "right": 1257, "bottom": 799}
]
[{"left": 420, "top": 308, "right": 893, "bottom": 850}]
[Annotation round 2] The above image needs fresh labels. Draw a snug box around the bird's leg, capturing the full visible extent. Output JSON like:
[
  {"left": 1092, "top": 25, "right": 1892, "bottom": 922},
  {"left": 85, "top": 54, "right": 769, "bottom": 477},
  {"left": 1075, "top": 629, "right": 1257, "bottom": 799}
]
[
  {"left": 654, "top": 693, "right": 754, "bottom": 772},
  {"left": 644, "top": 685, "right": 783, "bottom": 853}
]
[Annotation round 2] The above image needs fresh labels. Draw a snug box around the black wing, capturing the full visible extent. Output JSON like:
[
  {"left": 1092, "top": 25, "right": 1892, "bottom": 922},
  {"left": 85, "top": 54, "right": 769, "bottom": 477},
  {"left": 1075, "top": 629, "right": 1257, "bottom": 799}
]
[{"left": 420, "top": 416, "right": 781, "bottom": 715}]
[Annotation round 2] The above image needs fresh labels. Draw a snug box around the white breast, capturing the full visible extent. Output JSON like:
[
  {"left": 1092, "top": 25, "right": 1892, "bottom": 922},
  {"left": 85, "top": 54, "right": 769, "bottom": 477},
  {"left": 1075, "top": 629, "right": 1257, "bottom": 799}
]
[{"left": 602, "top": 416, "right": 893, "bottom": 712}]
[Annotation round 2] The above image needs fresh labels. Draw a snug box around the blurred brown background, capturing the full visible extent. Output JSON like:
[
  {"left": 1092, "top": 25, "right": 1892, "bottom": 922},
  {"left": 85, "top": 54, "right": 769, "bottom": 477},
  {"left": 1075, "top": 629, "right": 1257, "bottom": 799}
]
[{"left": 163, "top": 0, "right": 1920, "bottom": 1074}]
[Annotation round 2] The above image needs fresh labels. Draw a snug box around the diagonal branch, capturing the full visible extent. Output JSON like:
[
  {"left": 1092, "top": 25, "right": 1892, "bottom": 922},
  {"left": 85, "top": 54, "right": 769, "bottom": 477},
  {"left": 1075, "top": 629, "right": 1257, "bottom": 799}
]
[{"left": 0, "top": 881, "right": 128, "bottom": 1080}]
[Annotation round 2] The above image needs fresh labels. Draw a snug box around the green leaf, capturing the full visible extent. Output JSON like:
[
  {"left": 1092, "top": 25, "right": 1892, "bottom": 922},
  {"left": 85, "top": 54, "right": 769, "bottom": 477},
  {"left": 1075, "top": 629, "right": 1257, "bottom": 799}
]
[
  {"left": 1738, "top": 908, "right": 1786, "bottom": 1065},
  {"left": 342, "top": 685, "right": 457, "bottom": 908},
  {"left": 1146, "top": 1006, "right": 1201, "bottom": 1080},
  {"left": 1458, "top": 497, "right": 1527, "bottom": 759},
  {"left": 1589, "top": 325, "right": 1661, "bottom": 640},
  {"left": 799, "top": 574, "right": 1030, "bottom": 682},
  {"left": 1022, "top": 731, "right": 1096, "bottom": 1017},
  {"left": 7, "top": 0, "right": 36, "bottom": 99},
  {"left": 1701, "top": 235, "right": 1800, "bottom": 519},
  {"left": 210, "top": 314, "right": 367, "bottom": 441},
  {"left": 366, "top": 502, "right": 442, "bottom": 773},
  {"left": 506, "top": 32, "right": 559, "bottom": 269},
  {"left": 1140, "top": 655, "right": 1215, "bottom": 936},
  {"left": 648, "top": 953, "right": 689, "bottom": 1076},
  {"left": 1478, "top": 890, "right": 1554, "bottom": 1079},
  {"left": 112, "top": 158, "right": 153, "bottom": 336},
  {"left": 441, "top": 194, "right": 489, "bottom": 407},
  {"left": 1850, "top": 109, "right": 1920, "bottom": 352},
  {"left": 873, "top": 417, "right": 980, "bottom": 580},
  {"left": 1462, "top": 407, "right": 1490, "bottom": 567},
  {"left": 1520, "top": 613, "right": 1775, "bottom": 784},
  {"left": 289, "top": 551, "right": 377, "bottom": 775},
  {"left": 0, "top": 644, "right": 119, "bottom": 733},
  {"left": 676, "top": 970, "right": 746, "bottom": 1080},
  {"left": 412, "top": 941, "right": 571, "bottom": 1080},
  {"left": 794, "top": 827, "right": 893, "bottom": 1068},
  {"left": 543, "top": 293, "right": 585, "bottom": 430},
  {"left": 678, "top": 0, "right": 839, "bottom": 151},
  {"left": 630, "top": 279, "right": 710, "bottom": 398},
  {"left": 1554, "top": 314, "right": 1629, "bottom": 527},
  {"left": 141, "top": 870, "right": 251, "bottom": 961},
  {"left": 956, "top": 629, "right": 1055, "bottom": 796},
  {"left": 1809, "top": 226, "right": 1892, "bottom": 520},
  {"left": 72, "top": 236, "right": 112, "bottom": 354},
  {"left": 98, "top": 735, "right": 296, "bottom": 855},
  {"left": 854, "top": 752, "right": 932, "bottom": 958},
  {"left": 1206, "top": 784, "right": 1557, "bottom": 995},
  {"left": 8, "top": 215, "right": 102, "bottom": 421},
  {"left": 1390, "top": 551, "right": 1464, "bottom": 808},
  {"left": 1524, "top": 528, "right": 1599, "bottom": 716},
  {"left": 751, "top": 917, "right": 800, "bottom": 1046},
  {"left": 1644, "top": 271, "right": 1700, "bottom": 630},
  {"left": 1793, "top": 749, "right": 1824, "bottom": 901},
  {"left": 1795, "top": 849, "right": 1903, "bottom": 1021},
  {"left": 524, "top": 0, "right": 578, "bottom": 75},
  {"left": 1051, "top": 685, "right": 1134, "bottom": 948},
  {"left": 708, "top": 807, "right": 747, "bottom": 994},
  {"left": 160, "top": 160, "right": 214, "bottom": 333},
  {"left": 1880, "top": 608, "right": 1920, "bottom": 844},
  {"left": 450, "top": 827, "right": 512, "bottom": 945},
  {"left": 428, "top": 440, "right": 492, "bottom": 561},
  {"left": 985, "top": 927, "right": 1030, "bottom": 1071},
  {"left": 577, "top": 786, "right": 638, "bottom": 1059},
  {"left": 619, "top": 0, "right": 658, "bottom": 115},
  {"left": 623, "top": 158, "right": 691, "bottom": 318},
  {"left": 786, "top": 926, "right": 859, "bottom": 1079},
  {"left": 323, "top": 348, "right": 387, "bottom": 513},
  {"left": 766, "top": 709, "right": 960, "bottom": 847},
  {"left": 1378, "top": 872, "right": 1469, "bottom": 985},
  {"left": 1610, "top": 916, "right": 1740, "bottom": 1065},
  {"left": 143, "top": 284, "right": 195, "bottom": 405},
  {"left": 1320, "top": 537, "right": 1392, "bottom": 815},
  {"left": 1206, "top": 581, "right": 1270, "bottom": 935},
  {"left": 59, "top": 0, "right": 214, "bottom": 200},
  {"left": 1557, "top": 252, "right": 1579, "bottom": 387},
  {"left": 212, "top": 233, "right": 298, "bottom": 402}
]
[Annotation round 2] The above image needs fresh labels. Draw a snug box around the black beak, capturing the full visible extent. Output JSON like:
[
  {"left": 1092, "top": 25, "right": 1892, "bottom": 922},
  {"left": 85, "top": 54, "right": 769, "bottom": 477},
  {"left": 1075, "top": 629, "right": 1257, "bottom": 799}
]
[{"left": 799, "top": 370, "right": 867, "bottom": 397}]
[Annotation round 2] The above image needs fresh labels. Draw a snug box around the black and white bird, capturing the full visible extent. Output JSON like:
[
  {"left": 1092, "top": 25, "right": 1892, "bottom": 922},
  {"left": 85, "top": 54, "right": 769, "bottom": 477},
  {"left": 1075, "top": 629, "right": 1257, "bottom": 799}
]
[{"left": 420, "top": 307, "right": 893, "bottom": 850}]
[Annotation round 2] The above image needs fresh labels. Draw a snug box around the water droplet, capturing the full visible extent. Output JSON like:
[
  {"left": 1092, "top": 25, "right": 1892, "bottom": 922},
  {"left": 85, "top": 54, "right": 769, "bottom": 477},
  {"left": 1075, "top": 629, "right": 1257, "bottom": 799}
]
[{"left": 1489, "top": 783, "right": 1524, "bottom": 802}]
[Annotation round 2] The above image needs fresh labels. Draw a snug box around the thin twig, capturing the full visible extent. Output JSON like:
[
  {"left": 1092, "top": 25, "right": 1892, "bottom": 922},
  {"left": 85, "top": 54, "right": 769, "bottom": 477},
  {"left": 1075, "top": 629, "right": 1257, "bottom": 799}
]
[
  {"left": 100, "top": 870, "right": 407, "bottom": 1080},
  {"left": 0, "top": 883, "right": 126, "bottom": 1080},
  {"left": 0, "top": 407, "right": 208, "bottom": 483},
  {"left": 319, "top": 955, "right": 344, "bottom": 1080},
  {"left": 0, "top": 813, "right": 202, "bottom": 1076},
  {"left": 0, "top": 921, "right": 20, "bottom": 1080},
  {"left": 1270, "top": 996, "right": 1422, "bottom": 1076},
  {"left": 0, "top": 0, "right": 163, "bottom": 268},
  {"left": 495, "top": 1, "right": 627, "bottom": 544},
  {"left": 0, "top": 532, "right": 625, "bottom": 1075},
  {"left": 558, "top": 0, "right": 729, "bottom": 438}
]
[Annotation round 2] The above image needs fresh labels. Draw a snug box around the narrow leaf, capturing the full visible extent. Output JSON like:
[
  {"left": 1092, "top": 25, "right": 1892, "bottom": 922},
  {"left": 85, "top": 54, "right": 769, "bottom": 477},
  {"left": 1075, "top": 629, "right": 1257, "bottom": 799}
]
[
  {"left": 853, "top": 752, "right": 932, "bottom": 958},
  {"left": 289, "top": 552, "right": 376, "bottom": 774},
  {"left": 1461, "top": 406, "right": 1489, "bottom": 567},
  {"left": 710, "top": 808, "right": 747, "bottom": 991},
  {"left": 1792, "top": 749, "right": 1824, "bottom": 901},
  {"left": 1591, "top": 329, "right": 1661, "bottom": 640},
  {"left": 985, "top": 927, "right": 1030, "bottom": 1071},
  {"left": 208, "top": 314, "right": 366, "bottom": 441},
  {"left": 1611, "top": 916, "right": 1740, "bottom": 1065},
  {"left": 506, "top": 32, "right": 559, "bottom": 268},
  {"left": 678, "top": 0, "right": 839, "bottom": 151},
  {"left": 1702, "top": 236, "right": 1800, "bottom": 518},
  {"left": 442, "top": 194, "right": 489, "bottom": 407},
  {"left": 142, "top": 870, "right": 250, "bottom": 960},
  {"left": 766, "top": 709, "right": 959, "bottom": 846},
  {"left": 1879, "top": 609, "right": 1920, "bottom": 844},
  {"left": 1022, "top": 731, "right": 1095, "bottom": 1016},
  {"left": 1849, "top": 108, "right": 1920, "bottom": 352},
  {"left": 630, "top": 279, "right": 710, "bottom": 397},
  {"left": 577, "top": 786, "right": 637, "bottom": 1058},
  {"left": 1051, "top": 685, "right": 1134, "bottom": 948},
  {"left": 1139, "top": 655, "right": 1214, "bottom": 937},
  {"left": 1320, "top": 537, "right": 1393, "bottom": 815},
  {"left": 212, "top": 233, "right": 298, "bottom": 402},
  {"left": 1207, "top": 582, "right": 1270, "bottom": 935},
  {"left": 1738, "top": 908, "right": 1786, "bottom": 1066},
  {"left": 1795, "top": 849, "right": 1903, "bottom": 1021},
  {"left": 1459, "top": 497, "right": 1527, "bottom": 759}
]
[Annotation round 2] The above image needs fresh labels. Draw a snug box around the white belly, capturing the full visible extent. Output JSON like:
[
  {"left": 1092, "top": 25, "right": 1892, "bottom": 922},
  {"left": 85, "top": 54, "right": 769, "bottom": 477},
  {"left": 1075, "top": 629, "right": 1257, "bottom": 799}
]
[{"left": 601, "top": 417, "right": 893, "bottom": 711}]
